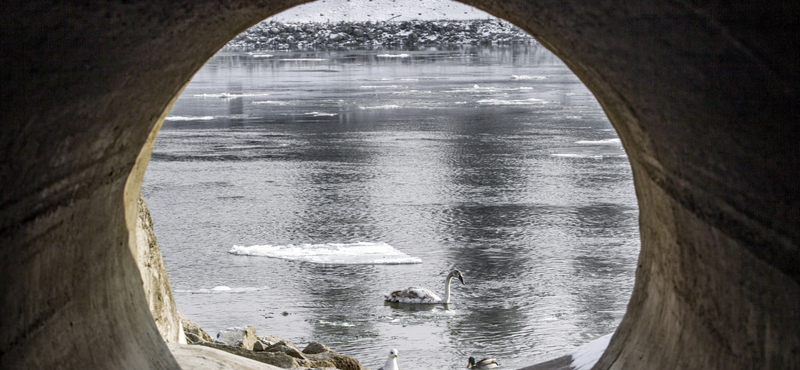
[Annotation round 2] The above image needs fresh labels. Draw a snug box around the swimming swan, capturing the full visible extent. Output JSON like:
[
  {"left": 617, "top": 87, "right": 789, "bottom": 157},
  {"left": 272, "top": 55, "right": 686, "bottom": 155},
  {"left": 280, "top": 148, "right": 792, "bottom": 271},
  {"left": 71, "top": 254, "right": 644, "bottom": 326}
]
[
  {"left": 377, "top": 348, "right": 399, "bottom": 370},
  {"left": 384, "top": 269, "right": 466, "bottom": 304},
  {"left": 468, "top": 357, "right": 500, "bottom": 369}
]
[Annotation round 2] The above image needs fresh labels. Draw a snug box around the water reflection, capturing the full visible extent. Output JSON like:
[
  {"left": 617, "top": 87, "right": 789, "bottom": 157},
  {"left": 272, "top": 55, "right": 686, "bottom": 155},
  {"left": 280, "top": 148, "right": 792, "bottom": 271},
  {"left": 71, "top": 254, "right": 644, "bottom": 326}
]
[{"left": 143, "top": 45, "right": 639, "bottom": 369}]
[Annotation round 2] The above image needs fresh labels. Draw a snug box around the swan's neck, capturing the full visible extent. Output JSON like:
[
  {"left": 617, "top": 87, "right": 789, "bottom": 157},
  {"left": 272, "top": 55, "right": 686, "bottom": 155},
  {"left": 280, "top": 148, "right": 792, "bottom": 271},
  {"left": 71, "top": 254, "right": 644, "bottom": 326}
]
[{"left": 443, "top": 275, "right": 453, "bottom": 303}]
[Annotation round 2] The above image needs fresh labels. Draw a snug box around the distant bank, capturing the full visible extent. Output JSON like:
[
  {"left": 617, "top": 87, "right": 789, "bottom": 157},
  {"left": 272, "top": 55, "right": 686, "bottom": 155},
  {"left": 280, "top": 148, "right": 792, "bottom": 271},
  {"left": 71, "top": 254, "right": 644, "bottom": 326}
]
[{"left": 225, "top": 19, "right": 537, "bottom": 50}]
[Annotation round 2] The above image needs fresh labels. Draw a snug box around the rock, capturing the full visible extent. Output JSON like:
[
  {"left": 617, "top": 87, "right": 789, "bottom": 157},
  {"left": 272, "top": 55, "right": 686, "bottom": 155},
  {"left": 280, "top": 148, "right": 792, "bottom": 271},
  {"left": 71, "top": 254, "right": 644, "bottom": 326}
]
[
  {"left": 285, "top": 347, "right": 306, "bottom": 360},
  {"left": 302, "top": 341, "right": 330, "bottom": 355},
  {"left": 178, "top": 311, "right": 214, "bottom": 343},
  {"left": 196, "top": 337, "right": 362, "bottom": 370},
  {"left": 184, "top": 332, "right": 204, "bottom": 344},
  {"left": 406, "top": 32, "right": 418, "bottom": 45},
  {"left": 217, "top": 326, "right": 258, "bottom": 350},
  {"left": 253, "top": 340, "right": 272, "bottom": 352},
  {"left": 223, "top": 19, "right": 536, "bottom": 50},
  {"left": 300, "top": 350, "right": 362, "bottom": 370},
  {"left": 258, "top": 335, "right": 299, "bottom": 349},
  {"left": 198, "top": 342, "right": 300, "bottom": 368},
  {"left": 293, "top": 341, "right": 363, "bottom": 370},
  {"left": 265, "top": 341, "right": 305, "bottom": 359}
]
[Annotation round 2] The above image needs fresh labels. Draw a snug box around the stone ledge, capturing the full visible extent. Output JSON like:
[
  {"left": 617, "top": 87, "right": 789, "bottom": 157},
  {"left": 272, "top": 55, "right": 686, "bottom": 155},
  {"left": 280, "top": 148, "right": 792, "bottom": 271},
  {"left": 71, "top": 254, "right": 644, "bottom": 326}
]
[{"left": 168, "top": 343, "right": 284, "bottom": 370}]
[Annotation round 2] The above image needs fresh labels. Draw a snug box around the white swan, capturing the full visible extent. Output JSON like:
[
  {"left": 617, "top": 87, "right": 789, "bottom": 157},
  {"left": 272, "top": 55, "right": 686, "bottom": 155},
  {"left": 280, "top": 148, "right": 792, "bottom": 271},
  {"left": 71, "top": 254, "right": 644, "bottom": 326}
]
[
  {"left": 384, "top": 269, "right": 466, "bottom": 304},
  {"left": 377, "top": 348, "right": 399, "bottom": 370},
  {"left": 468, "top": 357, "right": 500, "bottom": 369}
]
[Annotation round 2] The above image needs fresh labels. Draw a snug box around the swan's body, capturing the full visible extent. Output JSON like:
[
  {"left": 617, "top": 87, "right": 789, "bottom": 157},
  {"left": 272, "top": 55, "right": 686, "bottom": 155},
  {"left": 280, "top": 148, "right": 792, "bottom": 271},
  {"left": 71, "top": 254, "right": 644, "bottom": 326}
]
[
  {"left": 468, "top": 357, "right": 500, "bottom": 369},
  {"left": 377, "top": 348, "right": 399, "bottom": 370},
  {"left": 384, "top": 270, "right": 466, "bottom": 304}
]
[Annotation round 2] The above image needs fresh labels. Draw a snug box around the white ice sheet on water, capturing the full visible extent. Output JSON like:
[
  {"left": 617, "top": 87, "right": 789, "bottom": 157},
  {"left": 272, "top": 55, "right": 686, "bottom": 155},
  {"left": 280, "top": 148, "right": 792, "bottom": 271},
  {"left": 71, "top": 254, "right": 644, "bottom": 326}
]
[{"left": 228, "top": 242, "right": 422, "bottom": 265}]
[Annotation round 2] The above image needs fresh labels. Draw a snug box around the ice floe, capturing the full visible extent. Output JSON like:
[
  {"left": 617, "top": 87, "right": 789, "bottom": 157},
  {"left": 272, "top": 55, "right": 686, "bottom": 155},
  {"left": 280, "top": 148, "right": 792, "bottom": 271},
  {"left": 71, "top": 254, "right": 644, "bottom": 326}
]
[{"left": 228, "top": 241, "right": 422, "bottom": 264}]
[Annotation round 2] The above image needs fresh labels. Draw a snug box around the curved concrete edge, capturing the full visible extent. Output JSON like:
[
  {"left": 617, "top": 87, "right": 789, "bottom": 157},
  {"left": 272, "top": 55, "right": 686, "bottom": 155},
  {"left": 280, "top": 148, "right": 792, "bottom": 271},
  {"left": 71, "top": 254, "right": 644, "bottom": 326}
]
[
  {"left": 1, "top": 0, "right": 798, "bottom": 369},
  {"left": 518, "top": 355, "right": 573, "bottom": 370},
  {"left": 517, "top": 334, "right": 612, "bottom": 370},
  {"left": 167, "top": 343, "right": 284, "bottom": 370},
  {"left": 136, "top": 194, "right": 186, "bottom": 344},
  {"left": 595, "top": 169, "right": 800, "bottom": 369}
]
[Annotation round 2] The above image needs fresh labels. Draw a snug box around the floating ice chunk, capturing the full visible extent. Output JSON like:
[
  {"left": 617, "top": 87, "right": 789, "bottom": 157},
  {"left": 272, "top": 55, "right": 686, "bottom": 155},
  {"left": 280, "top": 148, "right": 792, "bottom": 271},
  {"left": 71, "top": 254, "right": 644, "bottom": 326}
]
[
  {"left": 193, "top": 93, "right": 270, "bottom": 99},
  {"left": 228, "top": 242, "right": 422, "bottom": 265},
  {"left": 164, "top": 116, "right": 214, "bottom": 121},
  {"left": 551, "top": 153, "right": 604, "bottom": 159},
  {"left": 512, "top": 75, "right": 547, "bottom": 80},
  {"left": 575, "top": 138, "right": 622, "bottom": 145},
  {"left": 476, "top": 98, "right": 546, "bottom": 105},
  {"left": 252, "top": 100, "right": 292, "bottom": 105},
  {"left": 359, "top": 85, "right": 402, "bottom": 89},
  {"left": 359, "top": 105, "right": 401, "bottom": 110},
  {"left": 173, "top": 286, "right": 263, "bottom": 294},
  {"left": 319, "top": 320, "right": 356, "bottom": 327},
  {"left": 303, "top": 112, "right": 337, "bottom": 117}
]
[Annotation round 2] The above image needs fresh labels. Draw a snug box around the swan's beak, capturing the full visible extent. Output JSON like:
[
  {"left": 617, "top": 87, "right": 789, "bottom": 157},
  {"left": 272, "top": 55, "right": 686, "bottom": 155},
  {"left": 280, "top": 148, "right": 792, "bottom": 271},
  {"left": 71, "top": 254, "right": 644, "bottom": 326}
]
[{"left": 459, "top": 275, "right": 466, "bottom": 285}]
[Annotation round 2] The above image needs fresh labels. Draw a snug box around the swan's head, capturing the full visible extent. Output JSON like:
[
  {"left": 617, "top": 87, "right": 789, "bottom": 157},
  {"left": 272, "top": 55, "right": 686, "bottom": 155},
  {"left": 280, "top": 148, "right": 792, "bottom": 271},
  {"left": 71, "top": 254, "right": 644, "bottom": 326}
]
[
  {"left": 468, "top": 357, "right": 476, "bottom": 367},
  {"left": 388, "top": 348, "right": 399, "bottom": 359},
  {"left": 451, "top": 269, "right": 466, "bottom": 285}
]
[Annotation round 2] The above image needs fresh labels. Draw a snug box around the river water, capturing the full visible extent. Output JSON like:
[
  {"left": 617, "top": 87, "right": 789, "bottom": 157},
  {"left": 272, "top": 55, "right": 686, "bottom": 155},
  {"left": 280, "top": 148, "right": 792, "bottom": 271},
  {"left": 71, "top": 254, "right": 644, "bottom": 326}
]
[{"left": 142, "top": 44, "right": 640, "bottom": 369}]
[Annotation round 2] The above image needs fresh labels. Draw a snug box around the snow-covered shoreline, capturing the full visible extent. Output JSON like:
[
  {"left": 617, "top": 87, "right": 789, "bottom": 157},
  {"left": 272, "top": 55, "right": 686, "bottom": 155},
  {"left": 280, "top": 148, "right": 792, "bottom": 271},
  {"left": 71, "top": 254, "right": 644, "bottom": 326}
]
[{"left": 225, "top": 19, "right": 536, "bottom": 50}]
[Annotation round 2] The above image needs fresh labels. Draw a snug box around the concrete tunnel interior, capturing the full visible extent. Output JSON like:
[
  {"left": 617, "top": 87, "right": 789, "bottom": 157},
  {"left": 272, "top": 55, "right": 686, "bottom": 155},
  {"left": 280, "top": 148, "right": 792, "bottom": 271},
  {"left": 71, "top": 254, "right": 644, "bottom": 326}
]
[{"left": 0, "top": 0, "right": 798, "bottom": 369}]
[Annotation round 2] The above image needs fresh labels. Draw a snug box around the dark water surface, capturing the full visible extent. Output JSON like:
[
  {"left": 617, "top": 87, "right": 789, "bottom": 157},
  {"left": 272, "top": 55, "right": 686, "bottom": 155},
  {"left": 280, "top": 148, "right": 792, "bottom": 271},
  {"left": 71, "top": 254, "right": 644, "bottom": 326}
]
[{"left": 143, "top": 45, "right": 639, "bottom": 369}]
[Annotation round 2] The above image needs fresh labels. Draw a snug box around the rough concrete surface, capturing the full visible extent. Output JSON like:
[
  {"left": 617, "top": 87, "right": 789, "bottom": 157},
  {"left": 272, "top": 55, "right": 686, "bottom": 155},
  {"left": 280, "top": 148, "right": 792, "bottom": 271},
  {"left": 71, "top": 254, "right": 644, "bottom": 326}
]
[
  {"left": 136, "top": 194, "right": 185, "bottom": 344},
  {"left": 0, "top": 0, "right": 798, "bottom": 369},
  {"left": 168, "top": 343, "right": 284, "bottom": 370}
]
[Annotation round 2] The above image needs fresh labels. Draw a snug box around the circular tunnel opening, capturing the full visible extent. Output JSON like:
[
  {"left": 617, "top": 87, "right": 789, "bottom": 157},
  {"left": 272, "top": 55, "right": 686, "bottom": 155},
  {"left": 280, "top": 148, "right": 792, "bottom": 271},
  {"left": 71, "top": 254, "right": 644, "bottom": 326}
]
[
  {"left": 3, "top": 0, "right": 797, "bottom": 369},
  {"left": 141, "top": 1, "right": 640, "bottom": 368}
]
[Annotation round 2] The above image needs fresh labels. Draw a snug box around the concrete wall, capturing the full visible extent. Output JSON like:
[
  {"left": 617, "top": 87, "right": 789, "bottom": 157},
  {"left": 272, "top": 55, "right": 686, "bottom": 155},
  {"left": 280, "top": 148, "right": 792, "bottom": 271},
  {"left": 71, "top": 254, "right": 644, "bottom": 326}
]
[
  {"left": 0, "top": 0, "right": 797, "bottom": 369},
  {"left": 136, "top": 194, "right": 186, "bottom": 344}
]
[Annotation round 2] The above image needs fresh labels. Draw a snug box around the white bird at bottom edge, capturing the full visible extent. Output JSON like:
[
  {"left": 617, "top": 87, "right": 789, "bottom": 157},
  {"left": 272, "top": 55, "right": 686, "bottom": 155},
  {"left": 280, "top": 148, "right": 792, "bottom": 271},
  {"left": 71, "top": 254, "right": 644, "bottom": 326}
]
[{"left": 377, "top": 348, "right": 399, "bottom": 370}]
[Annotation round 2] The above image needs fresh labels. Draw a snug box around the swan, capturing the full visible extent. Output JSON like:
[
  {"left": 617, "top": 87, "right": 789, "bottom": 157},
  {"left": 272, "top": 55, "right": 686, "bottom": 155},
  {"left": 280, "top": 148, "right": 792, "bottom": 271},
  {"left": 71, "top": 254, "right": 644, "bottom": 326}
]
[
  {"left": 468, "top": 357, "right": 500, "bottom": 369},
  {"left": 384, "top": 269, "right": 466, "bottom": 304},
  {"left": 377, "top": 348, "right": 399, "bottom": 370}
]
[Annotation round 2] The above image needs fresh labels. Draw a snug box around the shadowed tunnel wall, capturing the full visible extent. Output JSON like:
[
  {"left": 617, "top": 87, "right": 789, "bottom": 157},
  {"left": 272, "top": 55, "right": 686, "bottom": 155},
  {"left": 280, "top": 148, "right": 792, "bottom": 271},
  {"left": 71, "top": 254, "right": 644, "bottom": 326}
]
[{"left": 1, "top": 0, "right": 798, "bottom": 369}]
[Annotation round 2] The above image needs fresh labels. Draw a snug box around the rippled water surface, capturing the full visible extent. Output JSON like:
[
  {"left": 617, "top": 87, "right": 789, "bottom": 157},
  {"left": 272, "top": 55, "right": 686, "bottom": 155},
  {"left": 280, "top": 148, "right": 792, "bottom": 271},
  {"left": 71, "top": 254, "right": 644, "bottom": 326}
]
[{"left": 143, "top": 45, "right": 640, "bottom": 369}]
